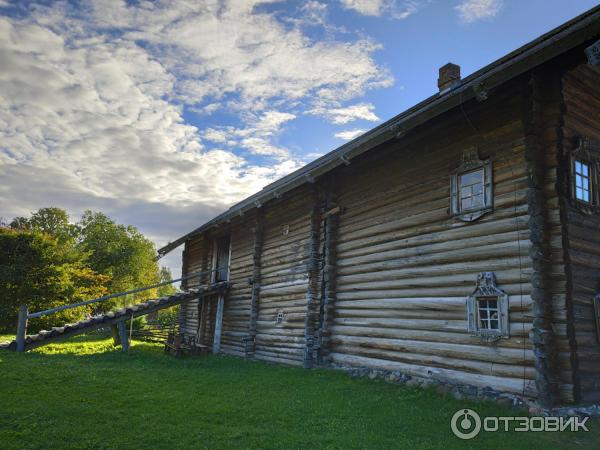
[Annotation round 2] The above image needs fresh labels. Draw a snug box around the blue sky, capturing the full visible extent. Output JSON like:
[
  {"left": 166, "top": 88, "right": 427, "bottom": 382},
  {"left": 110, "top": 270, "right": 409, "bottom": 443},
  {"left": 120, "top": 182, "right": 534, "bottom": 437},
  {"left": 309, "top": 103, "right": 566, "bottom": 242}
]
[{"left": 0, "top": 0, "right": 597, "bottom": 276}]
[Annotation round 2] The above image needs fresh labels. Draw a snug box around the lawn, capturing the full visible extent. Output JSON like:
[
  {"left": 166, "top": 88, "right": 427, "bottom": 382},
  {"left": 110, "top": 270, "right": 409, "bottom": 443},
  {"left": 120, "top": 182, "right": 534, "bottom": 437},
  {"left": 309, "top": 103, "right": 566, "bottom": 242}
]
[{"left": 0, "top": 335, "right": 597, "bottom": 450}]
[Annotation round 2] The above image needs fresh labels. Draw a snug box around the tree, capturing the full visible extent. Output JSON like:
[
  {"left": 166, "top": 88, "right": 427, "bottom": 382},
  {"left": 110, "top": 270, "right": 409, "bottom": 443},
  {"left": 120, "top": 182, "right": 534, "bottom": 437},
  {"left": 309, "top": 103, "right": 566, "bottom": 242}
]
[
  {"left": 77, "top": 211, "right": 160, "bottom": 310},
  {"left": 0, "top": 227, "right": 108, "bottom": 332},
  {"left": 10, "top": 207, "right": 77, "bottom": 246},
  {"left": 157, "top": 266, "right": 178, "bottom": 298}
]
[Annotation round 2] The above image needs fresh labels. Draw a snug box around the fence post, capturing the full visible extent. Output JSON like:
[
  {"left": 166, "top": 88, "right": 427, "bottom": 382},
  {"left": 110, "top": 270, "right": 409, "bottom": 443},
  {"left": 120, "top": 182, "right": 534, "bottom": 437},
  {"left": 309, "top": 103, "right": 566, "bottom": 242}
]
[
  {"left": 212, "top": 294, "right": 224, "bottom": 354},
  {"left": 117, "top": 321, "right": 129, "bottom": 352},
  {"left": 111, "top": 324, "right": 121, "bottom": 345},
  {"left": 16, "top": 305, "right": 28, "bottom": 352}
]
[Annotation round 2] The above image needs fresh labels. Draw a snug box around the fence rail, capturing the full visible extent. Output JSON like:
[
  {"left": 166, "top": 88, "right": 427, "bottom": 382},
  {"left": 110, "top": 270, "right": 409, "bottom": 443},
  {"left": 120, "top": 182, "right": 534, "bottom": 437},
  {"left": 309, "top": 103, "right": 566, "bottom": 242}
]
[{"left": 15, "top": 268, "right": 218, "bottom": 352}]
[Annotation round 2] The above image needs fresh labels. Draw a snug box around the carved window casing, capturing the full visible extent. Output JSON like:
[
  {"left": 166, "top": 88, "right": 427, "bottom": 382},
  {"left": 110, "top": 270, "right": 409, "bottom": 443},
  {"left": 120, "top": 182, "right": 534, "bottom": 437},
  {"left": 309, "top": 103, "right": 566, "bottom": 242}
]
[
  {"left": 451, "top": 148, "right": 493, "bottom": 222},
  {"left": 467, "top": 272, "right": 509, "bottom": 342},
  {"left": 568, "top": 137, "right": 600, "bottom": 214}
]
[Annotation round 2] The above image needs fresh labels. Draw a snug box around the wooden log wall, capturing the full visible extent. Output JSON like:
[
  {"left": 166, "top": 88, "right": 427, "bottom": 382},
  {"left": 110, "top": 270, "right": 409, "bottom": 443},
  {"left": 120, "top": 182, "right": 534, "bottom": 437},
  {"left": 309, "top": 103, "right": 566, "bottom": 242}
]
[
  {"left": 327, "top": 77, "right": 541, "bottom": 398},
  {"left": 246, "top": 211, "right": 264, "bottom": 357},
  {"left": 180, "top": 237, "right": 210, "bottom": 337},
  {"left": 220, "top": 212, "right": 258, "bottom": 357},
  {"left": 523, "top": 67, "right": 568, "bottom": 407},
  {"left": 253, "top": 187, "right": 315, "bottom": 366},
  {"left": 560, "top": 61, "right": 600, "bottom": 404},
  {"left": 175, "top": 59, "right": 595, "bottom": 406}
]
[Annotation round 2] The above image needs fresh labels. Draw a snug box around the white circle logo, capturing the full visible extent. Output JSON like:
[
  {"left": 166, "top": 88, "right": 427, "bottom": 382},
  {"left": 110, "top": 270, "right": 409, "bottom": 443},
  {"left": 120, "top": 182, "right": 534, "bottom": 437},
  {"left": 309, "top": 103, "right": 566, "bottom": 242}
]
[{"left": 451, "top": 409, "right": 482, "bottom": 440}]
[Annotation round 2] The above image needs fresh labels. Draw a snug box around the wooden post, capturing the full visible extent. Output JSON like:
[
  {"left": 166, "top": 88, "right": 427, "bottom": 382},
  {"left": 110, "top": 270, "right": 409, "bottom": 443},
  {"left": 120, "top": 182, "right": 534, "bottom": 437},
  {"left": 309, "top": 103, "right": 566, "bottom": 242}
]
[
  {"left": 304, "top": 188, "right": 322, "bottom": 369},
  {"left": 111, "top": 324, "right": 121, "bottom": 345},
  {"left": 16, "top": 304, "right": 28, "bottom": 353},
  {"left": 246, "top": 211, "right": 263, "bottom": 358},
  {"left": 118, "top": 321, "right": 129, "bottom": 352},
  {"left": 523, "top": 70, "right": 561, "bottom": 407},
  {"left": 213, "top": 294, "right": 225, "bottom": 354},
  {"left": 317, "top": 191, "right": 339, "bottom": 366}
]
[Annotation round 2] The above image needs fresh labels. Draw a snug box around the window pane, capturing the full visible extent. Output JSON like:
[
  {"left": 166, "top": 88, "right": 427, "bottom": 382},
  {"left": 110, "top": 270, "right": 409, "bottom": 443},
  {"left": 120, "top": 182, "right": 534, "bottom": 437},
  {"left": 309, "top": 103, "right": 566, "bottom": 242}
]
[
  {"left": 576, "top": 175, "right": 582, "bottom": 188},
  {"left": 582, "top": 163, "right": 589, "bottom": 176},
  {"left": 576, "top": 161, "right": 582, "bottom": 173},
  {"left": 490, "top": 320, "right": 499, "bottom": 330},
  {"left": 576, "top": 187, "right": 584, "bottom": 200},
  {"left": 460, "top": 170, "right": 483, "bottom": 186},
  {"left": 460, "top": 186, "right": 471, "bottom": 198},
  {"left": 461, "top": 197, "right": 472, "bottom": 210},
  {"left": 583, "top": 190, "right": 590, "bottom": 202},
  {"left": 471, "top": 194, "right": 484, "bottom": 208}
]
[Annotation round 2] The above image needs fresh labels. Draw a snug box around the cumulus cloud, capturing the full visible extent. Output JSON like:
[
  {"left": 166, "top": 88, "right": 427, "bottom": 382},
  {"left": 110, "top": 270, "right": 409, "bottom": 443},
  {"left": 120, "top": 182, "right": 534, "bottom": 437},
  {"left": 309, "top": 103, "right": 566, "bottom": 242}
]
[
  {"left": 340, "top": 0, "right": 421, "bottom": 19},
  {"left": 0, "top": 0, "right": 393, "bottom": 275},
  {"left": 335, "top": 129, "right": 367, "bottom": 140},
  {"left": 455, "top": 0, "right": 503, "bottom": 23},
  {"left": 310, "top": 102, "right": 379, "bottom": 124}
]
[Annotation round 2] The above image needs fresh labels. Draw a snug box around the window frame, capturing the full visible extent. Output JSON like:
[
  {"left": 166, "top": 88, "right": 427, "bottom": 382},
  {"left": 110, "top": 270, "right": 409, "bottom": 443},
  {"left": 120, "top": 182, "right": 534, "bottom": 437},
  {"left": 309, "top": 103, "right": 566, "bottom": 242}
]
[
  {"left": 211, "top": 234, "right": 232, "bottom": 283},
  {"left": 451, "top": 148, "right": 493, "bottom": 222},
  {"left": 569, "top": 138, "right": 600, "bottom": 214},
  {"left": 467, "top": 272, "right": 509, "bottom": 342}
]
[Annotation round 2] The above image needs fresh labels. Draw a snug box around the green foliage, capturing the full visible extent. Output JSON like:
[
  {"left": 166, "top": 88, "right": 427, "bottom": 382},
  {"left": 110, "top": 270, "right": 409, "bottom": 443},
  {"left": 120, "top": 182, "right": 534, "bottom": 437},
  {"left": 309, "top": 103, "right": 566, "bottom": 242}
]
[
  {"left": 155, "top": 306, "right": 180, "bottom": 328},
  {"left": 77, "top": 210, "right": 160, "bottom": 311},
  {"left": 2, "top": 207, "right": 166, "bottom": 332},
  {"left": 10, "top": 207, "right": 77, "bottom": 246},
  {"left": 157, "top": 266, "right": 178, "bottom": 298},
  {"left": 0, "top": 228, "right": 108, "bottom": 332},
  {"left": 0, "top": 337, "right": 597, "bottom": 450}
]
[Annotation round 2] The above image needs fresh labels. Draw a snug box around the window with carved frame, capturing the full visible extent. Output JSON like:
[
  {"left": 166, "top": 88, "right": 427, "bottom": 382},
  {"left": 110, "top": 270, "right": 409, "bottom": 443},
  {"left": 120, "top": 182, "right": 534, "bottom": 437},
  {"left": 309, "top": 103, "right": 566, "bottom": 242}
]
[
  {"left": 569, "top": 138, "right": 600, "bottom": 213},
  {"left": 451, "top": 148, "right": 493, "bottom": 222},
  {"left": 467, "top": 272, "right": 509, "bottom": 342}
]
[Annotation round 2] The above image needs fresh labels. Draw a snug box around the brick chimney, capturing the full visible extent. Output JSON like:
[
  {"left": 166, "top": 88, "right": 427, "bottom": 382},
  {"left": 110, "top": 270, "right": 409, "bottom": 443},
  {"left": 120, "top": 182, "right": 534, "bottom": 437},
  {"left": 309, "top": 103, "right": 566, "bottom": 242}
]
[{"left": 438, "top": 63, "right": 461, "bottom": 93}]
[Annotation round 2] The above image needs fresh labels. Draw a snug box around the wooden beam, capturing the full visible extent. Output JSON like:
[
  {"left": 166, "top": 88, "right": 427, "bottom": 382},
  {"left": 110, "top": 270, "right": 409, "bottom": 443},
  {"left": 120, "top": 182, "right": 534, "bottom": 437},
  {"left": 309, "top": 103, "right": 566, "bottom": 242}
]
[
  {"left": 317, "top": 190, "right": 340, "bottom": 366},
  {"left": 16, "top": 305, "right": 28, "bottom": 353},
  {"left": 523, "top": 69, "right": 562, "bottom": 408},
  {"left": 118, "top": 321, "right": 129, "bottom": 353},
  {"left": 303, "top": 188, "right": 322, "bottom": 369},
  {"left": 213, "top": 294, "right": 225, "bottom": 353},
  {"left": 246, "top": 212, "right": 264, "bottom": 358}
]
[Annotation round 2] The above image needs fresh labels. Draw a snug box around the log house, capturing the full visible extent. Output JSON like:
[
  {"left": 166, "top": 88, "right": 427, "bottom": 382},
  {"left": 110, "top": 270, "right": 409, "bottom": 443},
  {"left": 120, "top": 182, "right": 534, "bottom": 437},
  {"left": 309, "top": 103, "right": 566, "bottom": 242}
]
[{"left": 159, "top": 8, "right": 600, "bottom": 407}]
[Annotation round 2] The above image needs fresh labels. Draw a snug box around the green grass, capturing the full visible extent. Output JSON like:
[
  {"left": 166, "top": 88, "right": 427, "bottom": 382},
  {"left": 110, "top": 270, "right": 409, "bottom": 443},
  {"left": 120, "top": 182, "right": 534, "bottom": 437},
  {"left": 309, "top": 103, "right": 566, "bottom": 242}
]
[{"left": 0, "top": 336, "right": 597, "bottom": 450}]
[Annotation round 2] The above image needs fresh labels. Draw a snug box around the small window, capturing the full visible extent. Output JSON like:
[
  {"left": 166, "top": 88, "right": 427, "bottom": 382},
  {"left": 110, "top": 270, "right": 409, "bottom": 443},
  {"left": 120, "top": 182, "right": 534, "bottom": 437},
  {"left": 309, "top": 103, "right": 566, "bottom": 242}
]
[
  {"left": 467, "top": 272, "right": 509, "bottom": 342},
  {"left": 477, "top": 297, "right": 499, "bottom": 330},
  {"left": 276, "top": 311, "right": 284, "bottom": 324},
  {"left": 459, "top": 169, "right": 485, "bottom": 211},
  {"left": 569, "top": 138, "right": 600, "bottom": 213},
  {"left": 451, "top": 148, "right": 493, "bottom": 222},
  {"left": 574, "top": 160, "right": 592, "bottom": 203}
]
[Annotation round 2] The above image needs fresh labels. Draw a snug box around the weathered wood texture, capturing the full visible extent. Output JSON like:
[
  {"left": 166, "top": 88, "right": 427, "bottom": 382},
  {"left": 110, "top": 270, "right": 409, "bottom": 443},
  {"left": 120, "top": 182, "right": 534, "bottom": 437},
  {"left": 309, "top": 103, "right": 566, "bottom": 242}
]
[
  {"left": 523, "top": 67, "right": 568, "bottom": 407},
  {"left": 560, "top": 62, "right": 600, "bottom": 404},
  {"left": 328, "top": 77, "right": 541, "bottom": 398},
  {"left": 220, "top": 213, "right": 257, "bottom": 357},
  {"left": 180, "top": 238, "right": 211, "bottom": 337},
  {"left": 252, "top": 187, "right": 315, "bottom": 366}
]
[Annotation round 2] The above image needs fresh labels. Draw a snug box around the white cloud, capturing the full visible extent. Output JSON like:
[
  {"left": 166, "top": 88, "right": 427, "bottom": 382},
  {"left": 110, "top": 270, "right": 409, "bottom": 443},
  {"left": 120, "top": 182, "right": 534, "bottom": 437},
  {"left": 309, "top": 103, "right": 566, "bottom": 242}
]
[
  {"left": 335, "top": 129, "right": 367, "bottom": 140},
  {"left": 0, "top": 1, "right": 393, "bottom": 274},
  {"left": 310, "top": 102, "right": 379, "bottom": 124},
  {"left": 340, "top": 0, "right": 420, "bottom": 19},
  {"left": 455, "top": 0, "right": 503, "bottom": 23}
]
